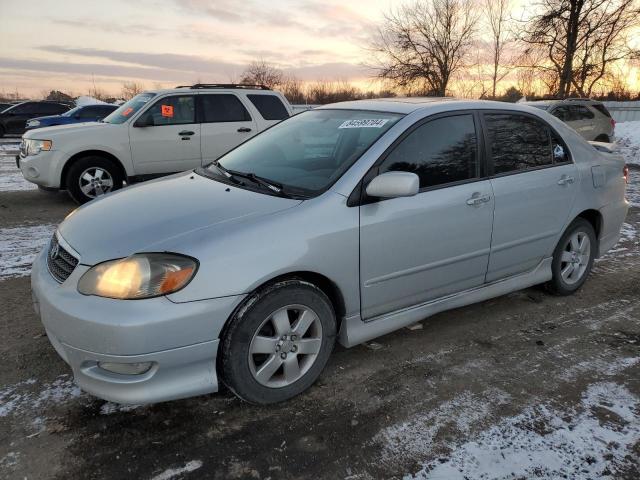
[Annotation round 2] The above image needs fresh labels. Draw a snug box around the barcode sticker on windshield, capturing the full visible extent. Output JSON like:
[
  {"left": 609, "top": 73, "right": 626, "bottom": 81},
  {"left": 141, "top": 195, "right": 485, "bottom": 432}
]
[{"left": 339, "top": 119, "right": 389, "bottom": 129}]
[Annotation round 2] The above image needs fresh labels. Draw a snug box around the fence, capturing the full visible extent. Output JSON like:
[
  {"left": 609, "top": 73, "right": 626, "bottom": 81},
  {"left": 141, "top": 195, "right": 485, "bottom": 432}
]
[{"left": 603, "top": 101, "right": 640, "bottom": 123}]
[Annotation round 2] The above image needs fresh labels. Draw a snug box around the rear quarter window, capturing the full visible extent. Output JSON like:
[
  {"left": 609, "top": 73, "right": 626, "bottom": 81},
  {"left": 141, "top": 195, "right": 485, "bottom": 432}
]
[
  {"left": 247, "top": 94, "right": 289, "bottom": 120},
  {"left": 591, "top": 104, "right": 612, "bottom": 118}
]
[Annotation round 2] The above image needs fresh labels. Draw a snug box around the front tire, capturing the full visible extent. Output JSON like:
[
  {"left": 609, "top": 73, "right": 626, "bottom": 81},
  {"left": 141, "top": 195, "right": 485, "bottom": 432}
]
[
  {"left": 66, "top": 156, "right": 123, "bottom": 204},
  {"left": 220, "top": 280, "right": 336, "bottom": 404},
  {"left": 546, "top": 218, "right": 596, "bottom": 296}
]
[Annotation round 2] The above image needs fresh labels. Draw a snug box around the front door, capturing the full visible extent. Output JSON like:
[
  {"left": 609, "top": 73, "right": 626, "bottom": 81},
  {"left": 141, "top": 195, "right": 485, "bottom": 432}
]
[
  {"left": 129, "top": 94, "right": 201, "bottom": 174},
  {"left": 482, "top": 112, "right": 579, "bottom": 282},
  {"left": 359, "top": 113, "right": 494, "bottom": 319}
]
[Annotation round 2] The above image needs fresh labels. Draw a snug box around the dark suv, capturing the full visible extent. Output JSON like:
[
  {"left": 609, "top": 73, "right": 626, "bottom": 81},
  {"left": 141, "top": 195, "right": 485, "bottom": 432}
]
[{"left": 0, "top": 101, "right": 71, "bottom": 136}]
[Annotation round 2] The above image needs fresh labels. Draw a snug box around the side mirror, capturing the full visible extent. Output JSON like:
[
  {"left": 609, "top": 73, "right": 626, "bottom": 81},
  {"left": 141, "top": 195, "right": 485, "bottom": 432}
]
[
  {"left": 134, "top": 115, "right": 154, "bottom": 127},
  {"left": 366, "top": 171, "right": 420, "bottom": 199}
]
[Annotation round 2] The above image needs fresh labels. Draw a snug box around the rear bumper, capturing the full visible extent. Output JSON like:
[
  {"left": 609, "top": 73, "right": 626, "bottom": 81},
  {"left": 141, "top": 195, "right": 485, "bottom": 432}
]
[{"left": 598, "top": 199, "right": 630, "bottom": 256}]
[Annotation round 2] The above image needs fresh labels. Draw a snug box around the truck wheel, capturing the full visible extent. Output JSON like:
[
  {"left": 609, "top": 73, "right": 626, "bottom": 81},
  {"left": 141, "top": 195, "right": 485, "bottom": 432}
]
[
  {"left": 545, "top": 218, "right": 596, "bottom": 296},
  {"left": 220, "top": 280, "right": 336, "bottom": 404},
  {"left": 66, "top": 156, "right": 123, "bottom": 204}
]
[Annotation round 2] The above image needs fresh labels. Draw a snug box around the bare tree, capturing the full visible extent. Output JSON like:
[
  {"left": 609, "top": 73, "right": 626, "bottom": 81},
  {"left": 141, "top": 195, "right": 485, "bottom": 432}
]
[
  {"left": 121, "top": 81, "right": 145, "bottom": 100},
  {"left": 279, "top": 75, "right": 306, "bottom": 104},
  {"left": 485, "top": 0, "right": 513, "bottom": 98},
  {"left": 521, "top": 0, "right": 640, "bottom": 97},
  {"left": 240, "top": 60, "right": 283, "bottom": 88},
  {"left": 369, "top": 0, "right": 477, "bottom": 96}
]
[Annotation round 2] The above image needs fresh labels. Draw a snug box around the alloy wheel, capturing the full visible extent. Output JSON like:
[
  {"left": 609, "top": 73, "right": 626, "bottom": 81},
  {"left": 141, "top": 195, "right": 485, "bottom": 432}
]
[
  {"left": 79, "top": 167, "right": 114, "bottom": 198},
  {"left": 560, "top": 231, "right": 591, "bottom": 285},
  {"left": 248, "top": 304, "right": 323, "bottom": 388}
]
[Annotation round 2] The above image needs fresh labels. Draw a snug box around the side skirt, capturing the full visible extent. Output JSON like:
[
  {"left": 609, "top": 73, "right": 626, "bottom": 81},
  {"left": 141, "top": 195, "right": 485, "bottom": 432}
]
[{"left": 338, "top": 257, "right": 553, "bottom": 348}]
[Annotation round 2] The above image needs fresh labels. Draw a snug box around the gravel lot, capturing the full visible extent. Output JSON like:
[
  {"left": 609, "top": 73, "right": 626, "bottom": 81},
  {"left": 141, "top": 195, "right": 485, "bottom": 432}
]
[{"left": 1, "top": 132, "right": 639, "bottom": 480}]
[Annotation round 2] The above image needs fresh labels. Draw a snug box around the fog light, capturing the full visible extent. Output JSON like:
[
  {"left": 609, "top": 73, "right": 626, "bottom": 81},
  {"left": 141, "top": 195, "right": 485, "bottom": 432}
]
[
  {"left": 98, "top": 361, "right": 154, "bottom": 375},
  {"left": 27, "top": 166, "right": 39, "bottom": 178}
]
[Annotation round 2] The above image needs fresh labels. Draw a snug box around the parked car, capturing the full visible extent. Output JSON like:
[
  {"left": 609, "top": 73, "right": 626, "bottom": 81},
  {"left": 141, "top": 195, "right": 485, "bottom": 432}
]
[
  {"left": 19, "top": 84, "right": 292, "bottom": 203},
  {"left": 0, "top": 102, "right": 13, "bottom": 112},
  {"left": 25, "top": 104, "right": 118, "bottom": 131},
  {"left": 523, "top": 98, "right": 615, "bottom": 142},
  {"left": 31, "top": 98, "right": 629, "bottom": 405},
  {"left": 0, "top": 101, "right": 71, "bottom": 136}
]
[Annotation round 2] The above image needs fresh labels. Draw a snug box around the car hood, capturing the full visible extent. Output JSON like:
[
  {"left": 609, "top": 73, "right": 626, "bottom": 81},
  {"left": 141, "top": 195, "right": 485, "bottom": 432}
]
[
  {"left": 58, "top": 171, "right": 302, "bottom": 265},
  {"left": 23, "top": 121, "right": 110, "bottom": 139}
]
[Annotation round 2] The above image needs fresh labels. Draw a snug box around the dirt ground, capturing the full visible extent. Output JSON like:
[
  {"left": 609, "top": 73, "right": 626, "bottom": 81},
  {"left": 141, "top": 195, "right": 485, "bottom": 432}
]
[{"left": 1, "top": 167, "right": 639, "bottom": 479}]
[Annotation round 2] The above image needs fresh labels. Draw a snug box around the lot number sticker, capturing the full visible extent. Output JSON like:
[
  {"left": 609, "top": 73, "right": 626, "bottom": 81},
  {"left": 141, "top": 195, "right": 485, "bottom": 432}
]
[
  {"left": 339, "top": 119, "right": 389, "bottom": 129},
  {"left": 161, "top": 105, "right": 174, "bottom": 118}
]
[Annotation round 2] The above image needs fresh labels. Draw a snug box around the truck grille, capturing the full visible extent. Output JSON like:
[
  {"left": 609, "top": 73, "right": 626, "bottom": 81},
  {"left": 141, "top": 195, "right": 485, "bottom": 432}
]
[{"left": 47, "top": 234, "right": 79, "bottom": 283}]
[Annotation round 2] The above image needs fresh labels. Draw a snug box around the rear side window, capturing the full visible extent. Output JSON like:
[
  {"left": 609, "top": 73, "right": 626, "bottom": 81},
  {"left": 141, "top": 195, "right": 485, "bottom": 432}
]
[
  {"left": 41, "top": 103, "right": 67, "bottom": 114},
  {"left": 200, "top": 94, "right": 251, "bottom": 123},
  {"left": 247, "top": 94, "right": 289, "bottom": 120},
  {"left": 592, "top": 104, "right": 612, "bottom": 118},
  {"left": 484, "top": 113, "right": 553, "bottom": 174},
  {"left": 380, "top": 114, "right": 478, "bottom": 189},
  {"left": 572, "top": 105, "right": 594, "bottom": 120}
]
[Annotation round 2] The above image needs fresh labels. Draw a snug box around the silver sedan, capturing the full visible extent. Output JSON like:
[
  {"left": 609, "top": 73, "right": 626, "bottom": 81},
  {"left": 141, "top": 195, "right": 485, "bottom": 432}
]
[{"left": 31, "top": 98, "right": 629, "bottom": 404}]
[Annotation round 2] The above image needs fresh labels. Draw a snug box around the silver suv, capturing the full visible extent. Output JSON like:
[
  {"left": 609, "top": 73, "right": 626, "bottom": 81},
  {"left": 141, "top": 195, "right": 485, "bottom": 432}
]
[
  {"left": 523, "top": 98, "right": 615, "bottom": 142},
  {"left": 31, "top": 99, "right": 629, "bottom": 405}
]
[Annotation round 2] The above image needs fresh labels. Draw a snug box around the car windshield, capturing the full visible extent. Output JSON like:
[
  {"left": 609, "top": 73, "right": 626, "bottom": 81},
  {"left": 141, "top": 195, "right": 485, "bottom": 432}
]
[
  {"left": 203, "top": 109, "right": 403, "bottom": 196},
  {"left": 62, "top": 106, "right": 82, "bottom": 117},
  {"left": 102, "top": 93, "right": 156, "bottom": 124}
]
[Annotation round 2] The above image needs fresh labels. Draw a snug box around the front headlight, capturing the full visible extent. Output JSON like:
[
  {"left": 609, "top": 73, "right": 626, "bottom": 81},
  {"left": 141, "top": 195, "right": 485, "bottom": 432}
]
[
  {"left": 27, "top": 120, "right": 41, "bottom": 127},
  {"left": 24, "top": 138, "right": 52, "bottom": 156},
  {"left": 78, "top": 253, "right": 197, "bottom": 299}
]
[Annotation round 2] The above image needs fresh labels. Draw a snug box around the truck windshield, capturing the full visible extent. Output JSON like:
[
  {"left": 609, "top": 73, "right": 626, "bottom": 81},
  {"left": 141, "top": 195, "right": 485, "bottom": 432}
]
[
  {"left": 204, "top": 109, "right": 403, "bottom": 196},
  {"left": 103, "top": 93, "right": 156, "bottom": 124}
]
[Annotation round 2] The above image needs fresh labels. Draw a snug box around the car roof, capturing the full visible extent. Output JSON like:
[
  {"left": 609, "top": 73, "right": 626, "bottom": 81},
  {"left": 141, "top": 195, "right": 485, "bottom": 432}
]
[
  {"left": 145, "top": 86, "right": 281, "bottom": 96},
  {"left": 317, "top": 98, "right": 550, "bottom": 115}
]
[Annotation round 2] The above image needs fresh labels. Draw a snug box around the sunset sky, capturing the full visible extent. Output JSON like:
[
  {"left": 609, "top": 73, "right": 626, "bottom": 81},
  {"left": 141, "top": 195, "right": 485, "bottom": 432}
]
[{"left": 0, "top": 0, "right": 393, "bottom": 97}]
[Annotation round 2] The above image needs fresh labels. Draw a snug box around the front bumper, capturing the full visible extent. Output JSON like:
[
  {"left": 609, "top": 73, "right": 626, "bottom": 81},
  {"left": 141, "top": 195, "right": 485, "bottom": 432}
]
[
  {"left": 19, "top": 149, "right": 66, "bottom": 189},
  {"left": 31, "top": 248, "right": 245, "bottom": 404}
]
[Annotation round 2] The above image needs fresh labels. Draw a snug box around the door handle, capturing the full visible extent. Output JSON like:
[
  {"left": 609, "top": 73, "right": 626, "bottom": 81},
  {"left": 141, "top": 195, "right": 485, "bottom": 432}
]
[
  {"left": 557, "top": 175, "right": 575, "bottom": 186},
  {"left": 237, "top": 127, "right": 252, "bottom": 133},
  {"left": 466, "top": 193, "right": 491, "bottom": 206},
  {"left": 179, "top": 130, "right": 195, "bottom": 136}
]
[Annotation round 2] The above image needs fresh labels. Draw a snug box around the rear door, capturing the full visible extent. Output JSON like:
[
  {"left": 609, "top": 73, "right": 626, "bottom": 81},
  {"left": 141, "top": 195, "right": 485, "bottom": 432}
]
[
  {"left": 198, "top": 94, "right": 257, "bottom": 164},
  {"left": 483, "top": 111, "right": 578, "bottom": 282},
  {"left": 129, "top": 94, "right": 201, "bottom": 174},
  {"left": 359, "top": 113, "right": 494, "bottom": 319}
]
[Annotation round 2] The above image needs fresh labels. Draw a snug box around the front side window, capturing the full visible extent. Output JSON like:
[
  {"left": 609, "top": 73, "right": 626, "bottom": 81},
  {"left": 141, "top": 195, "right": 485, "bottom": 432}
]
[
  {"left": 200, "top": 94, "right": 251, "bottom": 123},
  {"left": 103, "top": 93, "right": 156, "bottom": 124},
  {"left": 206, "top": 109, "right": 403, "bottom": 195},
  {"left": 485, "top": 113, "right": 553, "bottom": 174},
  {"left": 247, "top": 94, "right": 289, "bottom": 120},
  {"left": 142, "top": 95, "right": 195, "bottom": 126},
  {"left": 379, "top": 114, "right": 478, "bottom": 189},
  {"left": 552, "top": 106, "right": 572, "bottom": 121}
]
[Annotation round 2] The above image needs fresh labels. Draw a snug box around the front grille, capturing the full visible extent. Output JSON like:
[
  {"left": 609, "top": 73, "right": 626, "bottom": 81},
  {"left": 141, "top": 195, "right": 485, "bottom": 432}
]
[{"left": 46, "top": 234, "right": 79, "bottom": 283}]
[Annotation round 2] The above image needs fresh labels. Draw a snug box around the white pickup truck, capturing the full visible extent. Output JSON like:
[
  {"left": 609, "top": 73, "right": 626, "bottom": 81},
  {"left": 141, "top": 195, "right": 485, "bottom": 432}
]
[{"left": 18, "top": 84, "right": 293, "bottom": 203}]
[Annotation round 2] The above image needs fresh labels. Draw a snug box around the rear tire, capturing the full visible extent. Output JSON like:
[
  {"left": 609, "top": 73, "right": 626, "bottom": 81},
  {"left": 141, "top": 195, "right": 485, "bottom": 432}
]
[
  {"left": 545, "top": 218, "right": 597, "bottom": 296},
  {"left": 220, "top": 280, "right": 336, "bottom": 404},
  {"left": 65, "top": 156, "right": 123, "bottom": 204}
]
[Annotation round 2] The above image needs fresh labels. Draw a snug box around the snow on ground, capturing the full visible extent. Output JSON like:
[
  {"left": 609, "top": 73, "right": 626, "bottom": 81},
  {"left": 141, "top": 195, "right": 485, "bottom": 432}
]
[
  {"left": 0, "top": 224, "right": 55, "bottom": 279},
  {"left": 0, "top": 142, "right": 19, "bottom": 152},
  {"left": 0, "top": 375, "right": 81, "bottom": 417},
  {"left": 149, "top": 460, "right": 204, "bottom": 480},
  {"left": 625, "top": 170, "right": 640, "bottom": 208},
  {"left": 616, "top": 121, "right": 640, "bottom": 166},
  {"left": 0, "top": 153, "right": 36, "bottom": 191},
  {"left": 409, "top": 382, "right": 640, "bottom": 480}
]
